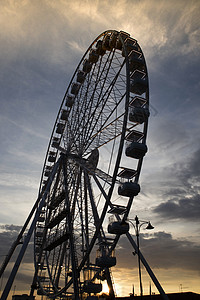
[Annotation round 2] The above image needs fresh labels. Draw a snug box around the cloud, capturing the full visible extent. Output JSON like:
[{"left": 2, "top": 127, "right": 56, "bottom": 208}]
[
  {"left": 116, "top": 231, "right": 200, "bottom": 271},
  {"left": 1, "top": 0, "right": 200, "bottom": 62},
  {"left": 154, "top": 195, "right": 200, "bottom": 221},
  {"left": 0, "top": 225, "right": 22, "bottom": 262},
  {"left": 149, "top": 146, "right": 200, "bottom": 221},
  {"left": 0, "top": 225, "right": 34, "bottom": 266},
  {"left": 188, "top": 148, "right": 200, "bottom": 178},
  {"left": 0, "top": 224, "right": 22, "bottom": 233},
  {"left": 0, "top": 172, "right": 38, "bottom": 189}
]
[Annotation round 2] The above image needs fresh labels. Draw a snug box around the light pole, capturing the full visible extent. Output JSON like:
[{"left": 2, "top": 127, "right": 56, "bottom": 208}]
[{"left": 129, "top": 215, "right": 154, "bottom": 298}]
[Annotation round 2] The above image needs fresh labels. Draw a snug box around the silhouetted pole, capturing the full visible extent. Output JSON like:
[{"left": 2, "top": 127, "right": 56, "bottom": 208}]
[
  {"left": 115, "top": 213, "right": 169, "bottom": 300},
  {"left": 129, "top": 216, "right": 154, "bottom": 299},
  {"left": 126, "top": 231, "right": 169, "bottom": 300},
  {"left": 135, "top": 215, "right": 143, "bottom": 298}
]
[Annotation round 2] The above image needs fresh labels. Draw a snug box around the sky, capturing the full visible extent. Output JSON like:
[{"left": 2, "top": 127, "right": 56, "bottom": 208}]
[{"left": 0, "top": 0, "right": 200, "bottom": 298}]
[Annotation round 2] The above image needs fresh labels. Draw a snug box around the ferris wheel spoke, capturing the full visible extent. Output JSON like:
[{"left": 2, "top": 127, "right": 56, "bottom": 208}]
[
  {"left": 71, "top": 50, "right": 115, "bottom": 134},
  {"left": 68, "top": 51, "right": 114, "bottom": 151},
  {"left": 81, "top": 64, "right": 126, "bottom": 152},
  {"left": 79, "top": 51, "right": 119, "bottom": 148},
  {"left": 69, "top": 50, "right": 125, "bottom": 154},
  {"left": 82, "top": 89, "right": 126, "bottom": 153},
  {"left": 62, "top": 155, "right": 81, "bottom": 296}
]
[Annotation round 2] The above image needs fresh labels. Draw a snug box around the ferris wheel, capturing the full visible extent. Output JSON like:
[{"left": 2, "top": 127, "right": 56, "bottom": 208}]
[
  {"left": 31, "top": 29, "right": 150, "bottom": 299},
  {"left": 3, "top": 29, "right": 173, "bottom": 300}
]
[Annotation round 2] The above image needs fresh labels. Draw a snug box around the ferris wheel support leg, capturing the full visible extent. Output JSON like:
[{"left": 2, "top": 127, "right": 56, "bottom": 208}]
[
  {"left": 0, "top": 181, "right": 50, "bottom": 279},
  {"left": 125, "top": 232, "right": 169, "bottom": 300},
  {"left": 62, "top": 155, "right": 80, "bottom": 300},
  {"left": 0, "top": 159, "right": 61, "bottom": 300},
  {"left": 104, "top": 268, "right": 115, "bottom": 299}
]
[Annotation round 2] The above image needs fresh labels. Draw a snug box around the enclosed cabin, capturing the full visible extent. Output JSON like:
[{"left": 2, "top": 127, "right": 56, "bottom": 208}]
[
  {"left": 52, "top": 136, "right": 60, "bottom": 148},
  {"left": 129, "top": 107, "right": 149, "bottom": 124},
  {"left": 115, "top": 31, "right": 130, "bottom": 50},
  {"left": 44, "top": 165, "right": 52, "bottom": 177},
  {"left": 95, "top": 40, "right": 106, "bottom": 56},
  {"left": 35, "top": 211, "right": 45, "bottom": 248},
  {"left": 56, "top": 122, "right": 65, "bottom": 135},
  {"left": 60, "top": 109, "right": 69, "bottom": 121},
  {"left": 129, "top": 96, "right": 150, "bottom": 124},
  {"left": 71, "top": 82, "right": 81, "bottom": 96},
  {"left": 37, "top": 208, "right": 46, "bottom": 224},
  {"left": 126, "top": 142, "right": 148, "bottom": 159},
  {"left": 125, "top": 129, "right": 148, "bottom": 160},
  {"left": 130, "top": 70, "right": 148, "bottom": 96},
  {"left": 83, "top": 59, "right": 93, "bottom": 73},
  {"left": 65, "top": 94, "right": 75, "bottom": 107},
  {"left": 95, "top": 240, "right": 116, "bottom": 268},
  {"left": 35, "top": 231, "right": 43, "bottom": 238},
  {"left": 82, "top": 266, "right": 102, "bottom": 295},
  {"left": 118, "top": 181, "right": 140, "bottom": 197},
  {"left": 107, "top": 215, "right": 129, "bottom": 235},
  {"left": 122, "top": 37, "right": 138, "bottom": 57},
  {"left": 129, "top": 50, "right": 145, "bottom": 72},
  {"left": 48, "top": 151, "right": 56, "bottom": 162},
  {"left": 88, "top": 49, "right": 99, "bottom": 63},
  {"left": 109, "top": 31, "right": 118, "bottom": 49},
  {"left": 77, "top": 70, "right": 86, "bottom": 84},
  {"left": 102, "top": 34, "right": 112, "bottom": 51},
  {"left": 117, "top": 167, "right": 140, "bottom": 198}
]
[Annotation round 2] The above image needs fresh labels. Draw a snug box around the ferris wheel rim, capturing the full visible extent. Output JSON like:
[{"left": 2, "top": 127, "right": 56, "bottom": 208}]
[{"left": 34, "top": 29, "right": 149, "bottom": 298}]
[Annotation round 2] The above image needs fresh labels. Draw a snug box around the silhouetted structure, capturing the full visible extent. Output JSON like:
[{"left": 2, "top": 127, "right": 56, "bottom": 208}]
[
  {"left": 12, "top": 295, "right": 35, "bottom": 300},
  {"left": 117, "top": 292, "right": 200, "bottom": 300}
]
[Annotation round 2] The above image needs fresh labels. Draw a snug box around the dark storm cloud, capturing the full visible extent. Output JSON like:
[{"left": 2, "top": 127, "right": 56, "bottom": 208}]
[
  {"left": 0, "top": 225, "right": 22, "bottom": 264},
  {"left": 152, "top": 147, "right": 200, "bottom": 221},
  {"left": 188, "top": 148, "right": 200, "bottom": 178},
  {"left": 154, "top": 195, "right": 200, "bottom": 221},
  {"left": 0, "top": 224, "right": 22, "bottom": 232},
  {"left": 2, "top": 268, "right": 34, "bottom": 288},
  {"left": 116, "top": 232, "right": 200, "bottom": 271},
  {"left": 0, "top": 225, "right": 34, "bottom": 265},
  {"left": 175, "top": 147, "right": 200, "bottom": 188},
  {"left": 0, "top": 225, "right": 35, "bottom": 292}
]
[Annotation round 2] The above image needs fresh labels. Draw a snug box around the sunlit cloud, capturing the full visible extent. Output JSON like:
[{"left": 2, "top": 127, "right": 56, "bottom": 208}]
[
  {"left": 0, "top": 172, "right": 38, "bottom": 189},
  {"left": 1, "top": 0, "right": 199, "bottom": 64}
]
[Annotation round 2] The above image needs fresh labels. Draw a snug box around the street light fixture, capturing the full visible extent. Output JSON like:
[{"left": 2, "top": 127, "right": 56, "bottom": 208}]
[{"left": 129, "top": 215, "right": 154, "bottom": 298}]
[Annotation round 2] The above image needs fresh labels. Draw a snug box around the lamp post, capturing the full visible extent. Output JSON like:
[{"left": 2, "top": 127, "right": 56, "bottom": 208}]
[{"left": 129, "top": 215, "right": 154, "bottom": 298}]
